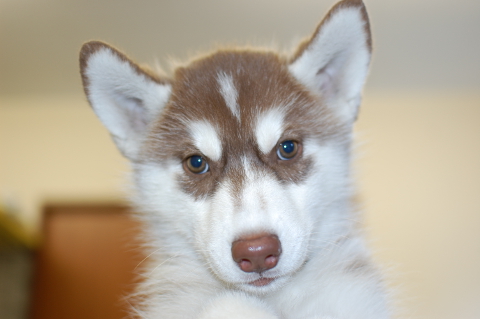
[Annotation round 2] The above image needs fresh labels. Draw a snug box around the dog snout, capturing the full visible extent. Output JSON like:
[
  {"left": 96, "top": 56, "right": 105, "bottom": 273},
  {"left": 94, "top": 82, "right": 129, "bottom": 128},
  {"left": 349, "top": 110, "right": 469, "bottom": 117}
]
[{"left": 231, "top": 234, "right": 282, "bottom": 273}]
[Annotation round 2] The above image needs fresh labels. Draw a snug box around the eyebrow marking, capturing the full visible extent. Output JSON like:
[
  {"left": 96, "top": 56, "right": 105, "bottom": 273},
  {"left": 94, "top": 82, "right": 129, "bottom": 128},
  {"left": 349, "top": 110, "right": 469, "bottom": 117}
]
[
  {"left": 217, "top": 72, "right": 240, "bottom": 121},
  {"left": 187, "top": 120, "right": 222, "bottom": 161},
  {"left": 255, "top": 107, "right": 285, "bottom": 154}
]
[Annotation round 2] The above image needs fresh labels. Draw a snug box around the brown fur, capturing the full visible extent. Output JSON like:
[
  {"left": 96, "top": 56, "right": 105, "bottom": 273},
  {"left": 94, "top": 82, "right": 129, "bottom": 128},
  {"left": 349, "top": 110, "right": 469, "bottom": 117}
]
[
  {"left": 140, "top": 50, "right": 349, "bottom": 199},
  {"left": 78, "top": 0, "right": 363, "bottom": 200}
]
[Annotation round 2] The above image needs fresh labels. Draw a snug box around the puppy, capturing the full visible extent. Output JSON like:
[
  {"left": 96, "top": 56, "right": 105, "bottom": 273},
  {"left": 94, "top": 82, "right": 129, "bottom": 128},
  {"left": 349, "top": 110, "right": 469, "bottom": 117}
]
[{"left": 79, "top": 0, "right": 391, "bottom": 317}]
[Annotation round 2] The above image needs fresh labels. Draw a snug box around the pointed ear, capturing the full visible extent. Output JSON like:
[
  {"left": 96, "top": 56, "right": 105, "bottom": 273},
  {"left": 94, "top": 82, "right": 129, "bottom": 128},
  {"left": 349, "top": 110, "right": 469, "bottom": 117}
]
[
  {"left": 289, "top": 0, "right": 371, "bottom": 123},
  {"left": 79, "top": 41, "right": 171, "bottom": 160}
]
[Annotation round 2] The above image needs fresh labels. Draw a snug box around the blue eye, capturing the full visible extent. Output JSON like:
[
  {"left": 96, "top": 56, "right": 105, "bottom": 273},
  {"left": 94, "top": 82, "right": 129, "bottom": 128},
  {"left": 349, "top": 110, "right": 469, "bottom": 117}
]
[
  {"left": 185, "top": 155, "right": 209, "bottom": 174},
  {"left": 277, "top": 140, "right": 299, "bottom": 160}
]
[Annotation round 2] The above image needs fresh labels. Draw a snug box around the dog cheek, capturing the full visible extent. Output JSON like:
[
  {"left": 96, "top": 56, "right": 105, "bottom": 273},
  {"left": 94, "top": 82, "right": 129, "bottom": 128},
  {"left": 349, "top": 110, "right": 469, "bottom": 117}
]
[
  {"left": 193, "top": 198, "right": 217, "bottom": 255},
  {"left": 270, "top": 183, "right": 312, "bottom": 271},
  {"left": 193, "top": 183, "right": 239, "bottom": 281},
  {"left": 133, "top": 162, "right": 200, "bottom": 241}
]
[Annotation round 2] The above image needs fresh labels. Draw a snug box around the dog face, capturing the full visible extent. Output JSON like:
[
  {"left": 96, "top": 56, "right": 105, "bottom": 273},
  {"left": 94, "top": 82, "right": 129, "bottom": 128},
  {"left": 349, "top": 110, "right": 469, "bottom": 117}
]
[
  {"left": 138, "top": 51, "right": 352, "bottom": 293},
  {"left": 80, "top": 0, "right": 371, "bottom": 294}
]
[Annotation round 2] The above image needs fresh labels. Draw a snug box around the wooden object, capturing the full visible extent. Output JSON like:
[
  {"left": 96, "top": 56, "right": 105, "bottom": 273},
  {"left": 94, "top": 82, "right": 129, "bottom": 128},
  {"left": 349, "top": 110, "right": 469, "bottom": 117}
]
[{"left": 30, "top": 204, "right": 144, "bottom": 319}]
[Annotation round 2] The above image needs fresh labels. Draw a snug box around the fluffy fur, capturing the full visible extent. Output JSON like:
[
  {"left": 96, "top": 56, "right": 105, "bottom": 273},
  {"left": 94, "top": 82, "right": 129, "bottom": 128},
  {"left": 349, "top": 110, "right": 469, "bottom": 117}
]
[{"left": 79, "top": 0, "right": 391, "bottom": 318}]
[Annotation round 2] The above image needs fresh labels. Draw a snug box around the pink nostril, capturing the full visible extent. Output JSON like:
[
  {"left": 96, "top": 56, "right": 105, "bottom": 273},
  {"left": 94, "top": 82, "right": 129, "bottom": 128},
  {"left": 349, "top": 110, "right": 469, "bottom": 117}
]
[
  {"left": 265, "top": 255, "right": 277, "bottom": 268},
  {"left": 239, "top": 259, "right": 253, "bottom": 272},
  {"left": 231, "top": 234, "right": 282, "bottom": 273}
]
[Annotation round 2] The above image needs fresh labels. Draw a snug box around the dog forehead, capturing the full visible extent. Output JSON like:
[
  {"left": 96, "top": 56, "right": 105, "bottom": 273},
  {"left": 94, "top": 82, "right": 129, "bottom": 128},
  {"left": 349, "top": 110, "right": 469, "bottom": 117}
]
[
  {"left": 163, "top": 51, "right": 308, "bottom": 143},
  {"left": 145, "top": 49, "right": 341, "bottom": 165},
  {"left": 141, "top": 50, "right": 347, "bottom": 200},
  {"left": 169, "top": 51, "right": 299, "bottom": 120}
]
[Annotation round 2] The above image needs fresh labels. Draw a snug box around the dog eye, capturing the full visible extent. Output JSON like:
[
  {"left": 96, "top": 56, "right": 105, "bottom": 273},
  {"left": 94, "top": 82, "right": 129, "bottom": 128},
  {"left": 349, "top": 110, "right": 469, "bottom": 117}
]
[
  {"left": 185, "top": 155, "right": 209, "bottom": 174},
  {"left": 277, "top": 140, "right": 299, "bottom": 160}
]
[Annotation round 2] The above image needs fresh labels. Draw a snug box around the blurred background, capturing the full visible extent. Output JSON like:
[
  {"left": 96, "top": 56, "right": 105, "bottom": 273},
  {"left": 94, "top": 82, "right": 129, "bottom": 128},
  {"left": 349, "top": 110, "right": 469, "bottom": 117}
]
[{"left": 0, "top": 0, "right": 479, "bottom": 318}]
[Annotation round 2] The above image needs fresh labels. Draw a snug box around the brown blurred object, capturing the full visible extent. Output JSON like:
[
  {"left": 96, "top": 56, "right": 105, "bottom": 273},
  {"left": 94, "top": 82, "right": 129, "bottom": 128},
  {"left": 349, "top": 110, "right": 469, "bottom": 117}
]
[{"left": 30, "top": 204, "right": 144, "bottom": 319}]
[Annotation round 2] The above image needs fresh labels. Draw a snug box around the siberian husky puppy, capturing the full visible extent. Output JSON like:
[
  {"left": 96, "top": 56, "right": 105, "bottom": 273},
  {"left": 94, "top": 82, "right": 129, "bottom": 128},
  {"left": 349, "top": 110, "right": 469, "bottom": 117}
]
[{"left": 79, "top": 0, "right": 391, "bottom": 318}]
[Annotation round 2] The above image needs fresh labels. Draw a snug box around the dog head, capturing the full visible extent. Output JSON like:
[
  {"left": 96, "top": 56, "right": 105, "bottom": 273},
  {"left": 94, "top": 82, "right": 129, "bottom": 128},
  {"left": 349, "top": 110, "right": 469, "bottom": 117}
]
[{"left": 80, "top": 0, "right": 371, "bottom": 294}]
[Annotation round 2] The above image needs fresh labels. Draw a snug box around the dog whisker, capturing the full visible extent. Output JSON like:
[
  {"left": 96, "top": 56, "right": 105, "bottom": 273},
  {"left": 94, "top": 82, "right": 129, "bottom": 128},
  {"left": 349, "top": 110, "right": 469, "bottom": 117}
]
[{"left": 134, "top": 247, "right": 163, "bottom": 271}]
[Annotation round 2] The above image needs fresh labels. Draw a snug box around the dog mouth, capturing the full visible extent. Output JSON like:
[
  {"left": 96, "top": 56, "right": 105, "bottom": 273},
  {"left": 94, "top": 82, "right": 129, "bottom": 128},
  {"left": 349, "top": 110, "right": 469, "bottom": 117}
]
[{"left": 248, "top": 277, "right": 275, "bottom": 287}]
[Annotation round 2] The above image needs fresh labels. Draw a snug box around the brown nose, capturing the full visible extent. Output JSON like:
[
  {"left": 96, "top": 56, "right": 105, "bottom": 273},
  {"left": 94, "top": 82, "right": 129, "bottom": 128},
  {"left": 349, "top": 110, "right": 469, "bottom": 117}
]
[{"left": 231, "top": 234, "right": 281, "bottom": 273}]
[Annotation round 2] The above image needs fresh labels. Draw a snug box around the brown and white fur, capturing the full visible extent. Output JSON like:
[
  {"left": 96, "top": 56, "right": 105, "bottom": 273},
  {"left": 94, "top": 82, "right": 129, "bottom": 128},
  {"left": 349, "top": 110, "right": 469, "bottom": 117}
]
[{"left": 79, "top": 0, "right": 391, "bottom": 318}]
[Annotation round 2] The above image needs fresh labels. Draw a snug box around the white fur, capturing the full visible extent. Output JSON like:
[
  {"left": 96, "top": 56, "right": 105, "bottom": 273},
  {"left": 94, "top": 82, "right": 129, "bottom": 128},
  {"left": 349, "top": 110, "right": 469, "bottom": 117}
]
[
  {"left": 194, "top": 155, "right": 312, "bottom": 294},
  {"left": 84, "top": 47, "right": 171, "bottom": 159},
  {"left": 187, "top": 120, "right": 223, "bottom": 161},
  {"left": 217, "top": 72, "right": 240, "bottom": 121},
  {"left": 81, "top": 1, "right": 391, "bottom": 318},
  {"left": 199, "top": 292, "right": 278, "bottom": 319},
  {"left": 255, "top": 107, "right": 285, "bottom": 154},
  {"left": 128, "top": 133, "right": 391, "bottom": 319},
  {"left": 289, "top": 6, "right": 370, "bottom": 123}
]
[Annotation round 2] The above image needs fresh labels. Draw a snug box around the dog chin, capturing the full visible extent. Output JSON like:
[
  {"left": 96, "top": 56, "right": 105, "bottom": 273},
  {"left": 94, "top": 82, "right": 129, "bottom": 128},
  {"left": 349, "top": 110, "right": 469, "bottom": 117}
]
[
  {"left": 236, "top": 275, "right": 289, "bottom": 294},
  {"left": 250, "top": 277, "right": 275, "bottom": 287}
]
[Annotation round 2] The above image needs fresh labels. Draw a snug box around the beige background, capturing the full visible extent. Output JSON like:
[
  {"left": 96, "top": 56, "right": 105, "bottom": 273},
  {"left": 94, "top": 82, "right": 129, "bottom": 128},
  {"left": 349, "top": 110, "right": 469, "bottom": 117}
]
[{"left": 1, "top": 0, "right": 479, "bottom": 318}]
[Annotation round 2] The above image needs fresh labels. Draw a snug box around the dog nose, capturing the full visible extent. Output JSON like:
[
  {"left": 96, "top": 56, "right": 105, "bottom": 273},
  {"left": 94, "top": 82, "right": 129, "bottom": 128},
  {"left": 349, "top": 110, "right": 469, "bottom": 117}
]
[{"left": 231, "top": 234, "right": 281, "bottom": 273}]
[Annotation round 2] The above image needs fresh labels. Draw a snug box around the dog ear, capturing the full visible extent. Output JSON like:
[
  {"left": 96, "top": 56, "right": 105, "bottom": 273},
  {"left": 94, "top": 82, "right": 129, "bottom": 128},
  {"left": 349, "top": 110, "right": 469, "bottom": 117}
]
[
  {"left": 289, "top": 0, "right": 371, "bottom": 123},
  {"left": 80, "top": 41, "right": 171, "bottom": 160}
]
